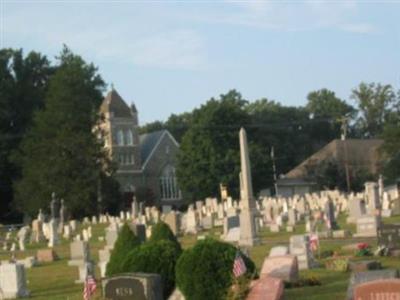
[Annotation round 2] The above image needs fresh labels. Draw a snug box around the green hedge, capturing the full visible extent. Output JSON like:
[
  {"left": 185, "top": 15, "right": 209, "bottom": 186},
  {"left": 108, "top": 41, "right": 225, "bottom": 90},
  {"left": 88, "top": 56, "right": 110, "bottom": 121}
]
[
  {"left": 106, "top": 224, "right": 141, "bottom": 276},
  {"left": 121, "top": 240, "right": 182, "bottom": 298},
  {"left": 150, "top": 221, "right": 181, "bottom": 251},
  {"left": 175, "top": 238, "right": 255, "bottom": 300}
]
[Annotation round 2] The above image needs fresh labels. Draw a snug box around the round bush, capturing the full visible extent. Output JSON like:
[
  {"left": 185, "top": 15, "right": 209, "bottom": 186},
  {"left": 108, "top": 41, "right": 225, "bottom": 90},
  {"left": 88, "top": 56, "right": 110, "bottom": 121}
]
[
  {"left": 176, "top": 238, "right": 255, "bottom": 300},
  {"left": 106, "top": 223, "right": 141, "bottom": 276},
  {"left": 121, "top": 240, "right": 181, "bottom": 298},
  {"left": 150, "top": 221, "right": 181, "bottom": 251}
]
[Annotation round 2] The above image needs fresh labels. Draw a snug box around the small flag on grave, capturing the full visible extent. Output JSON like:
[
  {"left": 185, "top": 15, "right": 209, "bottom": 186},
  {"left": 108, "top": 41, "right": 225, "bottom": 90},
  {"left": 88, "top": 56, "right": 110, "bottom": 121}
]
[{"left": 233, "top": 251, "right": 247, "bottom": 278}]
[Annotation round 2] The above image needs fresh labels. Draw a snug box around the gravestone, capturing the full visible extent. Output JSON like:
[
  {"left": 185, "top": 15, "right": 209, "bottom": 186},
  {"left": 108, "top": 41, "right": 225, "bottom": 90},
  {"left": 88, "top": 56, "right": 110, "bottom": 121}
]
[
  {"left": 269, "top": 246, "right": 289, "bottom": 257},
  {"left": 164, "top": 212, "right": 179, "bottom": 236},
  {"left": 377, "top": 223, "right": 400, "bottom": 250},
  {"left": 0, "top": 263, "right": 30, "bottom": 298},
  {"left": 36, "top": 249, "right": 57, "bottom": 262},
  {"left": 354, "top": 279, "right": 400, "bottom": 300},
  {"left": 289, "top": 235, "right": 313, "bottom": 270},
  {"left": 246, "top": 276, "right": 284, "bottom": 300},
  {"left": 346, "top": 269, "right": 399, "bottom": 300},
  {"left": 129, "top": 223, "right": 146, "bottom": 243},
  {"left": 68, "top": 240, "right": 90, "bottom": 266},
  {"left": 324, "top": 199, "right": 338, "bottom": 230},
  {"left": 355, "top": 216, "right": 379, "bottom": 237},
  {"left": 260, "top": 255, "right": 298, "bottom": 282},
  {"left": 103, "top": 273, "right": 162, "bottom": 300}
]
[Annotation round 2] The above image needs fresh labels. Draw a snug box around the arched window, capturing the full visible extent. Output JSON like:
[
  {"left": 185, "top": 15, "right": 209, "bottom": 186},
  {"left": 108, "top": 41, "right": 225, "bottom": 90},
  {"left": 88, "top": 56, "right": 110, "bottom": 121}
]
[
  {"left": 117, "top": 129, "right": 124, "bottom": 146},
  {"left": 125, "top": 130, "right": 133, "bottom": 145},
  {"left": 159, "top": 165, "right": 181, "bottom": 200}
]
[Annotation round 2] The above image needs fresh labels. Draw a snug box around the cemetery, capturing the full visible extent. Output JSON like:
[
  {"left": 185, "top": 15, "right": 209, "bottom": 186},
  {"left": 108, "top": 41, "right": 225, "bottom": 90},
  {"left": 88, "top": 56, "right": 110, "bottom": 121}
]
[{"left": 0, "top": 128, "right": 400, "bottom": 300}]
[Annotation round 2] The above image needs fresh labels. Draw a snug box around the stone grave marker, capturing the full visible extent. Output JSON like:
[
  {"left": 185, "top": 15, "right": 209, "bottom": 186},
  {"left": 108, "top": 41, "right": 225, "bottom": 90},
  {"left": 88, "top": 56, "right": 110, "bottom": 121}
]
[
  {"left": 0, "top": 263, "right": 30, "bottom": 299},
  {"left": 346, "top": 269, "right": 399, "bottom": 300},
  {"left": 260, "top": 255, "right": 298, "bottom": 282},
  {"left": 354, "top": 279, "right": 400, "bottom": 300},
  {"left": 246, "top": 276, "right": 284, "bottom": 300},
  {"left": 377, "top": 223, "right": 400, "bottom": 249},
  {"left": 103, "top": 273, "right": 162, "bottom": 300},
  {"left": 36, "top": 249, "right": 57, "bottom": 262}
]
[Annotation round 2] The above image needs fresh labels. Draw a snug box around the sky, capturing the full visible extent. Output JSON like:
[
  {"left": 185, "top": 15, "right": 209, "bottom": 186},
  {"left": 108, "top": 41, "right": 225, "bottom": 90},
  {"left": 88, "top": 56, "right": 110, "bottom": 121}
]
[{"left": 1, "top": 0, "right": 400, "bottom": 124}]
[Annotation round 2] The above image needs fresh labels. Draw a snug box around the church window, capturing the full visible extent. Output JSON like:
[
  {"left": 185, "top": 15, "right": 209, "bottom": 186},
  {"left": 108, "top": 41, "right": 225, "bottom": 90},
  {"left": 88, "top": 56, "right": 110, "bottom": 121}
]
[
  {"left": 117, "top": 129, "right": 124, "bottom": 145},
  {"left": 159, "top": 165, "right": 181, "bottom": 200},
  {"left": 126, "top": 129, "right": 133, "bottom": 145}
]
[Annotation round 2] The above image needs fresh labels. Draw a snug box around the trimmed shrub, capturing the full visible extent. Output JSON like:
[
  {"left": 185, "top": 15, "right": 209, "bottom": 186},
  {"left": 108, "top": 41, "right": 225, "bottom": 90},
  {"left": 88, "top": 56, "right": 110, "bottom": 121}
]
[
  {"left": 106, "top": 224, "right": 141, "bottom": 276},
  {"left": 175, "top": 238, "right": 256, "bottom": 300},
  {"left": 150, "top": 221, "right": 181, "bottom": 251},
  {"left": 121, "top": 240, "right": 181, "bottom": 298}
]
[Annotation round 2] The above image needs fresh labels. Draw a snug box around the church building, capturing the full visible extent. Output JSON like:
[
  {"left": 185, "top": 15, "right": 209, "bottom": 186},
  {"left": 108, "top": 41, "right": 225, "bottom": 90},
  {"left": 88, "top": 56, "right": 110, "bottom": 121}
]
[{"left": 98, "top": 89, "right": 182, "bottom": 206}]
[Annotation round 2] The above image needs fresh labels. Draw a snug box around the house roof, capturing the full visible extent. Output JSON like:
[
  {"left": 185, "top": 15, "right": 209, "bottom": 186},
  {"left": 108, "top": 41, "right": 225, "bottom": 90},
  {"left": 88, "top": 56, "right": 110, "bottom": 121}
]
[
  {"left": 100, "top": 89, "right": 135, "bottom": 118},
  {"left": 285, "top": 139, "right": 384, "bottom": 179}
]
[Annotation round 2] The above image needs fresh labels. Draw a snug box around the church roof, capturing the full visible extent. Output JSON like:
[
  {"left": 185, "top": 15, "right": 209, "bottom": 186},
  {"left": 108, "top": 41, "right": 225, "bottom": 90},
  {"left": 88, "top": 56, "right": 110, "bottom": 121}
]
[
  {"left": 139, "top": 130, "right": 166, "bottom": 163},
  {"left": 100, "top": 89, "right": 135, "bottom": 118},
  {"left": 139, "top": 130, "right": 179, "bottom": 169}
]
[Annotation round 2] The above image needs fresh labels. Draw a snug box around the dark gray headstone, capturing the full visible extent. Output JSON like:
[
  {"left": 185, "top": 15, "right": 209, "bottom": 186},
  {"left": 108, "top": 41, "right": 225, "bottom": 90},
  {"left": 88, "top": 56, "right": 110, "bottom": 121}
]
[
  {"left": 346, "top": 269, "right": 399, "bottom": 300},
  {"left": 377, "top": 224, "right": 400, "bottom": 249},
  {"left": 103, "top": 273, "right": 162, "bottom": 300},
  {"left": 129, "top": 224, "right": 146, "bottom": 243}
]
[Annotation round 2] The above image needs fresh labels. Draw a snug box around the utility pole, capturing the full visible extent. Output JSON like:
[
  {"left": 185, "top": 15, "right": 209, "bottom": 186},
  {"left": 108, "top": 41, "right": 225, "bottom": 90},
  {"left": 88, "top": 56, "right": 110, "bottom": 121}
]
[
  {"left": 270, "top": 146, "right": 279, "bottom": 196},
  {"left": 340, "top": 117, "right": 351, "bottom": 192}
]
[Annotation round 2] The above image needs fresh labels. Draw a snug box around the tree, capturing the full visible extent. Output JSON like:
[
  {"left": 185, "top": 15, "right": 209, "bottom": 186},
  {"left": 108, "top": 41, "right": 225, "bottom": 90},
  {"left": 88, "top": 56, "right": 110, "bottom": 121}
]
[
  {"left": 381, "top": 99, "right": 400, "bottom": 182},
  {"left": 306, "top": 89, "right": 356, "bottom": 142},
  {"left": 176, "top": 90, "right": 249, "bottom": 200},
  {"left": 14, "top": 47, "right": 117, "bottom": 217},
  {"left": 0, "top": 48, "right": 52, "bottom": 221},
  {"left": 106, "top": 224, "right": 141, "bottom": 276},
  {"left": 351, "top": 82, "right": 396, "bottom": 137}
]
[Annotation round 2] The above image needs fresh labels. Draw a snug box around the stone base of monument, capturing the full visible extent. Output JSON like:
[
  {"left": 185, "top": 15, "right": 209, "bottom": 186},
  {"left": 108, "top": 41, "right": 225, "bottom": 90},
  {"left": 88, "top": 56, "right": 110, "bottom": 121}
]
[{"left": 102, "top": 273, "right": 163, "bottom": 300}]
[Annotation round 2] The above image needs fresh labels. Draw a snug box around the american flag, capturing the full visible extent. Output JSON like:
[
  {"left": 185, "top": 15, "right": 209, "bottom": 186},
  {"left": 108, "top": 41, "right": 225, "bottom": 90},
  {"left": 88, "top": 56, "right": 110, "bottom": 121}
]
[
  {"left": 83, "top": 275, "right": 97, "bottom": 300},
  {"left": 232, "top": 251, "right": 247, "bottom": 278}
]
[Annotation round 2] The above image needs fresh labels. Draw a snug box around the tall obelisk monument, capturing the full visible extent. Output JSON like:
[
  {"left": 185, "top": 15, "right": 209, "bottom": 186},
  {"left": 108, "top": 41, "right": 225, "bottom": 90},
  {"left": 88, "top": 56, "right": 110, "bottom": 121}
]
[{"left": 238, "top": 127, "right": 258, "bottom": 246}]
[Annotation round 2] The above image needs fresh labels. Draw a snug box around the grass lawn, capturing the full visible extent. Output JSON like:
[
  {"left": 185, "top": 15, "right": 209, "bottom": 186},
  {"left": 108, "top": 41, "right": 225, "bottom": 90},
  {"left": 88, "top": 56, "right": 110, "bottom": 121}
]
[{"left": 0, "top": 215, "right": 399, "bottom": 299}]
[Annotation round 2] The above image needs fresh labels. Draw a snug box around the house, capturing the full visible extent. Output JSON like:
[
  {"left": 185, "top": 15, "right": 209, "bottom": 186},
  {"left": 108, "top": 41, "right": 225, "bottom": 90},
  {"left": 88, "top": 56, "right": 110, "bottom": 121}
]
[{"left": 277, "top": 139, "right": 384, "bottom": 197}]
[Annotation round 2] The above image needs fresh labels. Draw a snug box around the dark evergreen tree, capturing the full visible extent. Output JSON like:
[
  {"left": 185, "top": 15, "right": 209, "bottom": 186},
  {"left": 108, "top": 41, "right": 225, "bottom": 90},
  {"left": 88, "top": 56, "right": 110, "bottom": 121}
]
[{"left": 14, "top": 47, "right": 118, "bottom": 217}]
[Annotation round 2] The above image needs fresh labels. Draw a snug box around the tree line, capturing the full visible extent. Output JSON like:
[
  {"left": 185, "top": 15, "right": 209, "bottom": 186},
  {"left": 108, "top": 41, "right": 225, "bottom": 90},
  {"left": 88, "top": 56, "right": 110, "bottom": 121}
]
[{"left": 1, "top": 47, "right": 399, "bottom": 221}]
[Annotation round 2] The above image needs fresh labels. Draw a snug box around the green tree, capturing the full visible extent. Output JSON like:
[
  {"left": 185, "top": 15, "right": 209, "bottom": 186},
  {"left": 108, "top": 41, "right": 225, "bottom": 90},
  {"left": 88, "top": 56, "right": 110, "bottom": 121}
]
[
  {"left": 14, "top": 47, "right": 117, "bottom": 217},
  {"left": 176, "top": 90, "right": 249, "bottom": 200},
  {"left": 106, "top": 224, "right": 141, "bottom": 276},
  {"left": 0, "top": 48, "right": 52, "bottom": 221},
  {"left": 381, "top": 98, "right": 400, "bottom": 182},
  {"left": 351, "top": 82, "right": 396, "bottom": 137},
  {"left": 306, "top": 88, "right": 355, "bottom": 142}
]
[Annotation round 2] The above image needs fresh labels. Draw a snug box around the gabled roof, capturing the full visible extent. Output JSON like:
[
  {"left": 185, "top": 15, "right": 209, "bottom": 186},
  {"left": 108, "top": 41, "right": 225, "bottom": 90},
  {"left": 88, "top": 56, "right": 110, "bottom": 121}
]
[
  {"left": 285, "top": 139, "right": 384, "bottom": 179},
  {"left": 139, "top": 130, "right": 179, "bottom": 169},
  {"left": 100, "top": 89, "right": 134, "bottom": 118}
]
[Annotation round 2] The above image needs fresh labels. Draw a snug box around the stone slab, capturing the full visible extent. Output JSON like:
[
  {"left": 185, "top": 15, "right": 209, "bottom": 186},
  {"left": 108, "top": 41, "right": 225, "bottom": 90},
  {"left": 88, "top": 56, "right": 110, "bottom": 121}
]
[{"left": 246, "top": 276, "right": 284, "bottom": 300}]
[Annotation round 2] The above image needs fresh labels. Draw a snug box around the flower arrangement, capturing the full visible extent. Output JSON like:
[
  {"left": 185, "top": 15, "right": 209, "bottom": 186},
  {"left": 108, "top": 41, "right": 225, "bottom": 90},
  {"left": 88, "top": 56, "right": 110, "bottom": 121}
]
[{"left": 355, "top": 243, "right": 372, "bottom": 257}]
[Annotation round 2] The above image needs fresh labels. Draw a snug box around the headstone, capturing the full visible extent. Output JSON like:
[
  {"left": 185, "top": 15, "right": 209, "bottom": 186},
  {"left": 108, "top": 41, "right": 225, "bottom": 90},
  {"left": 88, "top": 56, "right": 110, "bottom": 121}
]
[
  {"left": 260, "top": 255, "right": 298, "bottom": 282},
  {"left": 289, "top": 235, "right": 313, "bottom": 270},
  {"left": 48, "top": 219, "right": 59, "bottom": 247},
  {"left": 164, "top": 212, "right": 179, "bottom": 236},
  {"left": 36, "top": 249, "right": 57, "bottom": 262},
  {"left": 377, "top": 224, "right": 400, "bottom": 249},
  {"left": 68, "top": 240, "right": 90, "bottom": 266},
  {"left": 129, "top": 223, "right": 146, "bottom": 243},
  {"left": 76, "top": 262, "right": 94, "bottom": 283},
  {"left": 346, "top": 269, "right": 399, "bottom": 300},
  {"left": 269, "top": 246, "right": 289, "bottom": 257},
  {"left": 103, "top": 273, "right": 163, "bottom": 300},
  {"left": 246, "top": 276, "right": 284, "bottom": 300},
  {"left": 0, "top": 263, "right": 30, "bottom": 298},
  {"left": 355, "top": 216, "right": 379, "bottom": 237},
  {"left": 354, "top": 279, "right": 400, "bottom": 300}
]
